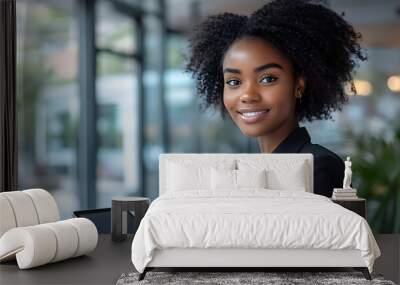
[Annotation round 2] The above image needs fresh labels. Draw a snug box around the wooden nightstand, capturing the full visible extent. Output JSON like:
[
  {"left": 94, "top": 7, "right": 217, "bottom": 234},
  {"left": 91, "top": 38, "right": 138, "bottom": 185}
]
[{"left": 331, "top": 198, "right": 366, "bottom": 218}]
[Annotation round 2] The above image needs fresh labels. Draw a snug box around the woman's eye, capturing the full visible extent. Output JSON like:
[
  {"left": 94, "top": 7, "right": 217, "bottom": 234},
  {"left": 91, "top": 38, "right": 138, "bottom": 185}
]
[
  {"left": 226, "top": 79, "right": 240, "bottom": 87},
  {"left": 260, "top": 75, "right": 277, "bottom": 84}
]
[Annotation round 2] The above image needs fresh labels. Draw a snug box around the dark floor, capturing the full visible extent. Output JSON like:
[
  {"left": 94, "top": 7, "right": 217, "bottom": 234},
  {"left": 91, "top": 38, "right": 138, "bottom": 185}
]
[
  {"left": 374, "top": 234, "right": 400, "bottom": 284},
  {"left": 0, "top": 234, "right": 398, "bottom": 285}
]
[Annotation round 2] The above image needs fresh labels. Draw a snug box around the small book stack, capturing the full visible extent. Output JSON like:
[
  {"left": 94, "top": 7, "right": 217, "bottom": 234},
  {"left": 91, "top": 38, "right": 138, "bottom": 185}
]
[{"left": 332, "top": 188, "right": 358, "bottom": 200}]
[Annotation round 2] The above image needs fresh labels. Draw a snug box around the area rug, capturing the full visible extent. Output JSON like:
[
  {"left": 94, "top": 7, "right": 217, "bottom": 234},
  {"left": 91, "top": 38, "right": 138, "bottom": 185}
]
[{"left": 116, "top": 271, "right": 396, "bottom": 285}]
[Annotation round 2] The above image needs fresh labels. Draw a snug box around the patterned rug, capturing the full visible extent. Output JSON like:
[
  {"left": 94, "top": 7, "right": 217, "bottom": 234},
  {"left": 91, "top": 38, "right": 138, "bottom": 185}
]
[{"left": 116, "top": 271, "right": 396, "bottom": 285}]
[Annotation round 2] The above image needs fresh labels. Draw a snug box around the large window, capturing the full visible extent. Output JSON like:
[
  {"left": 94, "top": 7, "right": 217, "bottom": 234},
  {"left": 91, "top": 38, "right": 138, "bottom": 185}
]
[
  {"left": 95, "top": 0, "right": 141, "bottom": 207},
  {"left": 16, "top": 0, "right": 148, "bottom": 216},
  {"left": 143, "top": 12, "right": 165, "bottom": 200},
  {"left": 17, "top": 0, "right": 80, "bottom": 218}
]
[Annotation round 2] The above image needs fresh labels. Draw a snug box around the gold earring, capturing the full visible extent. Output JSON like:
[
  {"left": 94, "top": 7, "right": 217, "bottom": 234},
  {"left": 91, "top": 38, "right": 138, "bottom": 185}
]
[{"left": 297, "top": 89, "right": 303, "bottom": 104}]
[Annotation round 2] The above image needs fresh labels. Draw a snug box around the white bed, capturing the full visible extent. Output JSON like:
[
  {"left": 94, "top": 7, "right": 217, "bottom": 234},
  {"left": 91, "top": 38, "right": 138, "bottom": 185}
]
[{"left": 131, "top": 154, "right": 381, "bottom": 281}]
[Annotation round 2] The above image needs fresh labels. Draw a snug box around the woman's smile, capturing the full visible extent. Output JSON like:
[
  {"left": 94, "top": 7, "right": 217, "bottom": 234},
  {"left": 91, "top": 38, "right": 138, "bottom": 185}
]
[{"left": 237, "top": 108, "right": 271, "bottom": 124}]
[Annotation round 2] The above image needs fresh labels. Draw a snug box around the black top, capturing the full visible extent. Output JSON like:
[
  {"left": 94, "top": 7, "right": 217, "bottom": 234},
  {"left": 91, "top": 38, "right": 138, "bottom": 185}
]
[{"left": 272, "top": 126, "right": 344, "bottom": 197}]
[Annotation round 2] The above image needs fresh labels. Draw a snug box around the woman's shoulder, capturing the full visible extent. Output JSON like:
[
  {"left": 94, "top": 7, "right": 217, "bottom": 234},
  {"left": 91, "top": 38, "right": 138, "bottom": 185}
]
[
  {"left": 300, "top": 143, "right": 345, "bottom": 196},
  {"left": 300, "top": 143, "right": 345, "bottom": 171}
]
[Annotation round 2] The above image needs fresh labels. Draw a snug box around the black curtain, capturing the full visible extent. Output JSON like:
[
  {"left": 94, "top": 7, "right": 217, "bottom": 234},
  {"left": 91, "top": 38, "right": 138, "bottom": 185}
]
[{"left": 0, "top": 0, "right": 17, "bottom": 192}]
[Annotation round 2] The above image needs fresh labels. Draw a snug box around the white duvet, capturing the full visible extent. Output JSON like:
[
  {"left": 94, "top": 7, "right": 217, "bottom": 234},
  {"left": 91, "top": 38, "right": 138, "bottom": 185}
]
[{"left": 131, "top": 190, "right": 381, "bottom": 273}]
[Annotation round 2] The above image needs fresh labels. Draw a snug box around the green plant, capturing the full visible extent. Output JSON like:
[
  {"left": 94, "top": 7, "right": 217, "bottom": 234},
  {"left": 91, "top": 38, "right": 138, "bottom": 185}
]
[{"left": 349, "top": 123, "right": 400, "bottom": 233}]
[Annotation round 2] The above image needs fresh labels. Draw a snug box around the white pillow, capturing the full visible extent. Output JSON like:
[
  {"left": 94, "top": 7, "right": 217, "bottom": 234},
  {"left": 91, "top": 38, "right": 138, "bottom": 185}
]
[
  {"left": 266, "top": 161, "right": 307, "bottom": 191},
  {"left": 167, "top": 162, "right": 209, "bottom": 191},
  {"left": 211, "top": 168, "right": 267, "bottom": 190},
  {"left": 236, "top": 169, "right": 267, "bottom": 189},
  {"left": 238, "top": 159, "right": 308, "bottom": 192},
  {"left": 167, "top": 160, "right": 236, "bottom": 192},
  {"left": 211, "top": 168, "right": 236, "bottom": 190}
]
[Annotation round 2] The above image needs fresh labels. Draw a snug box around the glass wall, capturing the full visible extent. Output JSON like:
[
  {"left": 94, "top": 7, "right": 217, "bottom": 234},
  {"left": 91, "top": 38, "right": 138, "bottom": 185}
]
[
  {"left": 16, "top": 0, "right": 146, "bottom": 216},
  {"left": 16, "top": 0, "right": 160, "bottom": 215},
  {"left": 17, "top": 0, "right": 80, "bottom": 219},
  {"left": 95, "top": 0, "right": 141, "bottom": 207},
  {"left": 143, "top": 11, "right": 164, "bottom": 201}
]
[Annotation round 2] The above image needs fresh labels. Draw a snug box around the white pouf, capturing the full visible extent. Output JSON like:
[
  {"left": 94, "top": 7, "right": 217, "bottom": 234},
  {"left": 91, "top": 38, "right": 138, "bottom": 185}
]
[
  {"left": 0, "top": 218, "right": 98, "bottom": 269},
  {"left": 0, "top": 189, "right": 98, "bottom": 269}
]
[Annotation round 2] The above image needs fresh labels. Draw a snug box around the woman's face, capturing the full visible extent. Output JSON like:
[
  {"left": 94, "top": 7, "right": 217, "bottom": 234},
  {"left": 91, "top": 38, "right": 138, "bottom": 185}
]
[{"left": 222, "top": 36, "right": 304, "bottom": 137}]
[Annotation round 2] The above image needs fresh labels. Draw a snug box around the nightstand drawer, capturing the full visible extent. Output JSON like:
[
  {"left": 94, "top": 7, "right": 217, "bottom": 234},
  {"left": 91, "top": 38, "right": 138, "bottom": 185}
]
[{"left": 331, "top": 198, "right": 366, "bottom": 218}]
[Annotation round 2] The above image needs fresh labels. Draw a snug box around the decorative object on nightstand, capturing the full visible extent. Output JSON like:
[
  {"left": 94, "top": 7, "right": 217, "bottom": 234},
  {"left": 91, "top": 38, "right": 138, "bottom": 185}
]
[
  {"left": 343, "top": 156, "right": 353, "bottom": 189},
  {"left": 111, "top": 197, "right": 150, "bottom": 242},
  {"left": 332, "top": 156, "right": 358, "bottom": 200},
  {"left": 331, "top": 157, "right": 365, "bottom": 217},
  {"left": 332, "top": 188, "right": 358, "bottom": 199},
  {"left": 331, "top": 198, "right": 367, "bottom": 219}
]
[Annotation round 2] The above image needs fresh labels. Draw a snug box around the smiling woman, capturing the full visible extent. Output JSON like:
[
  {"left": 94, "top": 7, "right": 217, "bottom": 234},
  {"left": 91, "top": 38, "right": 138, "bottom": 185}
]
[
  {"left": 185, "top": 0, "right": 367, "bottom": 197},
  {"left": 222, "top": 38, "right": 301, "bottom": 148}
]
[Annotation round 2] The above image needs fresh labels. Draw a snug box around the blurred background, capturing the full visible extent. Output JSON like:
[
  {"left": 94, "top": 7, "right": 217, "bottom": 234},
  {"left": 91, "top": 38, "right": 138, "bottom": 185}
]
[{"left": 16, "top": 0, "right": 400, "bottom": 233}]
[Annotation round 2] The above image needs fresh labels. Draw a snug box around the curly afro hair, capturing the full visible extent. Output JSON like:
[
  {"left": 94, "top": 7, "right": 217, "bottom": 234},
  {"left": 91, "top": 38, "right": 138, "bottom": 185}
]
[{"left": 185, "top": 0, "right": 367, "bottom": 122}]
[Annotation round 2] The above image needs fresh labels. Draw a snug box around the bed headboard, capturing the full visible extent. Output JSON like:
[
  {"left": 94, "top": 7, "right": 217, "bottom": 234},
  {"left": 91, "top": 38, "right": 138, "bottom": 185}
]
[{"left": 159, "top": 153, "right": 314, "bottom": 196}]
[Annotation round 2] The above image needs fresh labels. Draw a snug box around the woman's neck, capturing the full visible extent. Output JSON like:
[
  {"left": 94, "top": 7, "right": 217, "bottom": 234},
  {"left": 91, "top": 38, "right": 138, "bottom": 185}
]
[{"left": 257, "top": 120, "right": 299, "bottom": 153}]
